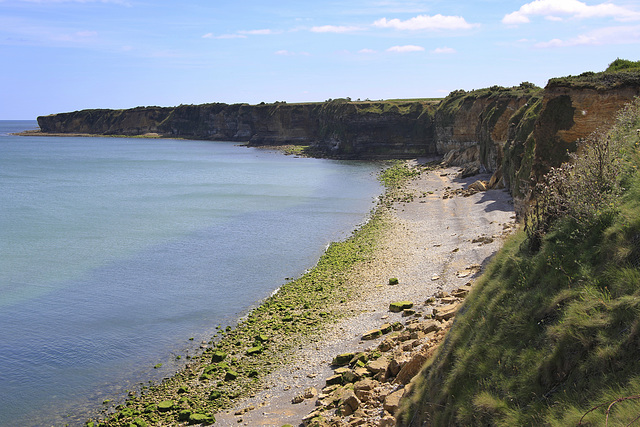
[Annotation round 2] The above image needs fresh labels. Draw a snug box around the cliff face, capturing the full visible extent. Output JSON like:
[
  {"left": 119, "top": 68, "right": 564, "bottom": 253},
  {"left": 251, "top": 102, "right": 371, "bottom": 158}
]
[
  {"left": 37, "top": 72, "right": 640, "bottom": 202},
  {"left": 38, "top": 100, "right": 439, "bottom": 159}
]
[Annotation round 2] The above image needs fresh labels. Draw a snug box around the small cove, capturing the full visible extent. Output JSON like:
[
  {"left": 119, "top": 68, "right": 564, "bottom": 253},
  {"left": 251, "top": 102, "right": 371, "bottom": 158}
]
[{"left": 0, "top": 121, "right": 383, "bottom": 426}]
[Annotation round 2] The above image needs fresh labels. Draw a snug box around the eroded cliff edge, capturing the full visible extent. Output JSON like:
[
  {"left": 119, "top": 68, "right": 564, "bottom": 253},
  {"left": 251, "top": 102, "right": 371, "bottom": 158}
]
[{"left": 37, "top": 69, "right": 640, "bottom": 208}]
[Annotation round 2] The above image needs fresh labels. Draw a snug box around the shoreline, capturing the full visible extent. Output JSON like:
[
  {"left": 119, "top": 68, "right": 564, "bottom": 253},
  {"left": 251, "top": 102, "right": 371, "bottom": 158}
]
[{"left": 88, "top": 161, "right": 516, "bottom": 426}]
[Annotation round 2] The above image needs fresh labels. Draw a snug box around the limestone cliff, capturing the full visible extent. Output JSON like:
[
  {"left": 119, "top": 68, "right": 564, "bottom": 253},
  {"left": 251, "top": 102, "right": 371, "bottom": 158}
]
[
  {"left": 38, "top": 100, "right": 439, "bottom": 159},
  {"left": 37, "top": 70, "right": 640, "bottom": 205}
]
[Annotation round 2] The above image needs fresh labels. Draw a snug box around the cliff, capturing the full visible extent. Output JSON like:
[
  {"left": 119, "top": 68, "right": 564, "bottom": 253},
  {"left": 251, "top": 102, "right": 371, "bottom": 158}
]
[
  {"left": 37, "top": 69, "right": 640, "bottom": 205},
  {"left": 37, "top": 100, "right": 440, "bottom": 160}
]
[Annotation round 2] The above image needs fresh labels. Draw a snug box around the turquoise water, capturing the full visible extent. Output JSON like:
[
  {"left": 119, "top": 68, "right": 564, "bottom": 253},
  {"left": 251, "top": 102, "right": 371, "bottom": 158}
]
[{"left": 0, "top": 121, "right": 382, "bottom": 426}]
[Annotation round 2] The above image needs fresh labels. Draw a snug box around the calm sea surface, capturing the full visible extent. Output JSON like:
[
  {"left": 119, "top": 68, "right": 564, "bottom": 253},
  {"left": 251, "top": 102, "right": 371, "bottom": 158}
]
[{"left": 0, "top": 121, "right": 382, "bottom": 426}]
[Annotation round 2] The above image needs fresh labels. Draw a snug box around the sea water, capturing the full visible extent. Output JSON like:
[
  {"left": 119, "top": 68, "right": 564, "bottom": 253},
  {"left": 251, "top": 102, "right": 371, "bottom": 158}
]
[{"left": 0, "top": 121, "right": 383, "bottom": 426}]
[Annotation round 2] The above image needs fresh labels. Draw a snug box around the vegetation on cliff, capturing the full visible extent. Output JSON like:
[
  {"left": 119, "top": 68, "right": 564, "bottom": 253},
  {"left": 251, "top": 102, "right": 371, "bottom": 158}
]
[
  {"left": 397, "top": 98, "right": 640, "bottom": 426},
  {"left": 548, "top": 59, "right": 640, "bottom": 90}
]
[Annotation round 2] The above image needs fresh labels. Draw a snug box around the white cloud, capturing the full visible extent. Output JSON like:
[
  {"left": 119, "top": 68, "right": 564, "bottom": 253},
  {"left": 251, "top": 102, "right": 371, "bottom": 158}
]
[
  {"left": 503, "top": 0, "right": 640, "bottom": 25},
  {"left": 535, "top": 25, "right": 640, "bottom": 47},
  {"left": 358, "top": 48, "right": 377, "bottom": 54},
  {"left": 386, "top": 45, "right": 425, "bottom": 53},
  {"left": 310, "top": 25, "right": 361, "bottom": 33},
  {"left": 238, "top": 29, "right": 277, "bottom": 36},
  {"left": 431, "top": 46, "right": 456, "bottom": 54},
  {"left": 202, "top": 33, "right": 247, "bottom": 39},
  {"left": 373, "top": 14, "right": 477, "bottom": 31}
]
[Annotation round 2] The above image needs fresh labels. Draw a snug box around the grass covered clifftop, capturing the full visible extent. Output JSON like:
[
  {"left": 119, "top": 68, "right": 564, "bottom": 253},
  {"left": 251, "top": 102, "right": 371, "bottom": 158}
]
[{"left": 397, "top": 98, "right": 640, "bottom": 426}]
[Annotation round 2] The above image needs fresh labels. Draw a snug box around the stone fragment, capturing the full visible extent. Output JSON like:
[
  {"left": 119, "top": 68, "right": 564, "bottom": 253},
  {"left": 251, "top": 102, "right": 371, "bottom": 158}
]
[
  {"left": 367, "top": 357, "right": 389, "bottom": 376},
  {"left": 157, "top": 400, "right": 174, "bottom": 412},
  {"left": 388, "top": 354, "right": 411, "bottom": 378},
  {"left": 354, "top": 378, "right": 377, "bottom": 392},
  {"left": 325, "top": 374, "right": 343, "bottom": 386},
  {"left": 452, "top": 285, "right": 472, "bottom": 298},
  {"left": 304, "top": 387, "right": 318, "bottom": 399},
  {"left": 349, "top": 352, "right": 368, "bottom": 365},
  {"left": 224, "top": 370, "right": 238, "bottom": 381},
  {"left": 378, "top": 337, "right": 395, "bottom": 352},
  {"left": 407, "top": 320, "right": 440, "bottom": 334},
  {"left": 380, "top": 323, "right": 393, "bottom": 334},
  {"left": 379, "top": 414, "right": 397, "bottom": 427},
  {"left": 389, "top": 301, "right": 414, "bottom": 312},
  {"left": 396, "top": 351, "right": 429, "bottom": 384},
  {"left": 362, "top": 329, "right": 382, "bottom": 340},
  {"left": 188, "top": 413, "right": 215, "bottom": 425},
  {"left": 210, "top": 351, "right": 226, "bottom": 363},
  {"left": 468, "top": 180, "right": 488, "bottom": 192},
  {"left": 402, "top": 308, "right": 416, "bottom": 317},
  {"left": 383, "top": 388, "right": 404, "bottom": 414},
  {"left": 338, "top": 389, "right": 361, "bottom": 416},
  {"left": 332, "top": 352, "right": 355, "bottom": 366},
  {"left": 246, "top": 345, "right": 263, "bottom": 356},
  {"left": 433, "top": 303, "right": 460, "bottom": 321}
]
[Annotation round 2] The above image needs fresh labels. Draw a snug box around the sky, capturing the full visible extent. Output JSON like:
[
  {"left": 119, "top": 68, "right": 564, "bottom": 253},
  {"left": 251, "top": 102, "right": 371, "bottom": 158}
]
[{"left": 1, "top": 0, "right": 639, "bottom": 119}]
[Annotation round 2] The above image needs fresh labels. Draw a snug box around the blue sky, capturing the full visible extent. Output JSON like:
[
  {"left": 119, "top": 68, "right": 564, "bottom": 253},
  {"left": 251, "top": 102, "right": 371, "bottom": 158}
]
[{"left": 1, "top": 0, "right": 639, "bottom": 119}]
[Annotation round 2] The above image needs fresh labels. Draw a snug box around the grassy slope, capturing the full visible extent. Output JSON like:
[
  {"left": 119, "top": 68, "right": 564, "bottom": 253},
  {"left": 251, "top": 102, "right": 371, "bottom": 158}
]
[{"left": 398, "top": 101, "right": 640, "bottom": 426}]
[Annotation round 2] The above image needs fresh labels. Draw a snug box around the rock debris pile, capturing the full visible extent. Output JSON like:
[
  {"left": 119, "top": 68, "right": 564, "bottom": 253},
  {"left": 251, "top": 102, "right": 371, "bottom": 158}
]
[{"left": 296, "top": 284, "right": 472, "bottom": 427}]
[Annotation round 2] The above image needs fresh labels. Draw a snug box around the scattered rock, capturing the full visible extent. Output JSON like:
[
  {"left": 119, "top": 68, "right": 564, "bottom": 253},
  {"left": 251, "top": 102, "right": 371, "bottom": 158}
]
[
  {"left": 383, "top": 388, "right": 404, "bottom": 414},
  {"left": 389, "top": 301, "right": 414, "bottom": 312},
  {"left": 210, "top": 351, "right": 226, "bottom": 363},
  {"left": 366, "top": 357, "right": 389, "bottom": 375},
  {"left": 433, "top": 303, "right": 460, "bottom": 321},
  {"left": 361, "top": 329, "right": 383, "bottom": 340},
  {"left": 332, "top": 352, "right": 355, "bottom": 366},
  {"left": 157, "top": 400, "right": 174, "bottom": 412},
  {"left": 468, "top": 180, "right": 488, "bottom": 192}
]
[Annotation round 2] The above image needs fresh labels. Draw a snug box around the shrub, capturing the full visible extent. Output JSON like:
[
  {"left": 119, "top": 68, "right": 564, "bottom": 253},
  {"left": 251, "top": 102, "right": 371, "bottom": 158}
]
[{"left": 525, "top": 98, "right": 639, "bottom": 249}]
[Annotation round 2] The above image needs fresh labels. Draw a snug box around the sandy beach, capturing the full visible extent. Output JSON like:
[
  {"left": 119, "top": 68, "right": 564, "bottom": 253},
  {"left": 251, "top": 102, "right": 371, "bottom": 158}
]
[{"left": 213, "top": 163, "right": 516, "bottom": 426}]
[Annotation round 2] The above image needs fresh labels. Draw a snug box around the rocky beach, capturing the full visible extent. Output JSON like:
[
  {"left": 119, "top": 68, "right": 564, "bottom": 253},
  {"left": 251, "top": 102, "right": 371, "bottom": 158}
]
[{"left": 213, "top": 162, "right": 516, "bottom": 426}]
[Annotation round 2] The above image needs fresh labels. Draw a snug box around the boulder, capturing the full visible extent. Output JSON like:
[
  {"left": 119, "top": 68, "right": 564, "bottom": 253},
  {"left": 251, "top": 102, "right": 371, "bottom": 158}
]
[
  {"left": 332, "top": 352, "right": 355, "bottom": 366},
  {"left": 210, "top": 351, "right": 226, "bottom": 363},
  {"left": 383, "top": 388, "right": 404, "bottom": 414},
  {"left": 224, "top": 370, "right": 238, "bottom": 381},
  {"left": 325, "top": 374, "right": 343, "bottom": 386},
  {"left": 157, "top": 400, "right": 174, "bottom": 412},
  {"left": 468, "top": 180, "right": 488, "bottom": 192},
  {"left": 362, "top": 328, "right": 383, "bottom": 340},
  {"left": 380, "top": 323, "right": 393, "bottom": 334},
  {"left": 433, "top": 303, "right": 460, "bottom": 321},
  {"left": 389, "top": 301, "right": 414, "bottom": 312},
  {"left": 452, "top": 284, "right": 472, "bottom": 298},
  {"left": 395, "top": 351, "right": 429, "bottom": 385},
  {"left": 246, "top": 344, "right": 263, "bottom": 356},
  {"left": 366, "top": 357, "right": 390, "bottom": 374},
  {"left": 338, "top": 389, "right": 360, "bottom": 415}
]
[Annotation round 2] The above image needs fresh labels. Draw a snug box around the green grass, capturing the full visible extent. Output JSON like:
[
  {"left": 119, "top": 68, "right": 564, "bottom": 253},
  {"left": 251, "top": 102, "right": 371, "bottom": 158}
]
[{"left": 398, "top": 99, "right": 640, "bottom": 427}]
